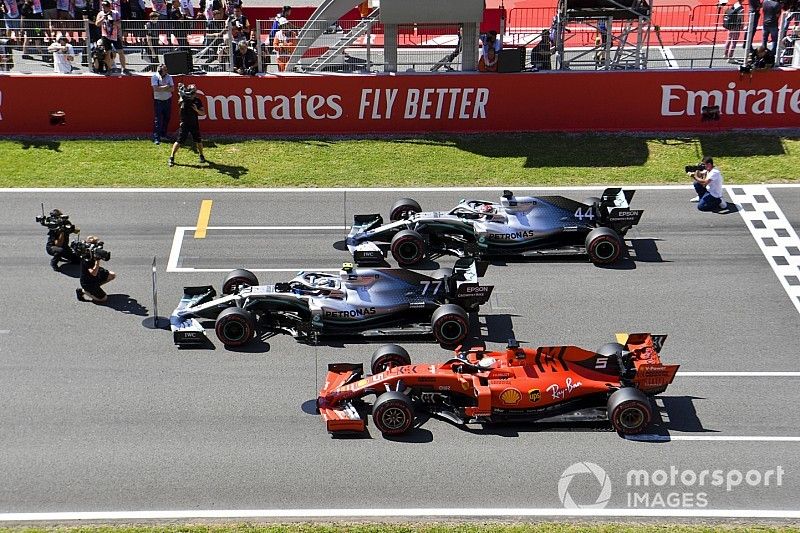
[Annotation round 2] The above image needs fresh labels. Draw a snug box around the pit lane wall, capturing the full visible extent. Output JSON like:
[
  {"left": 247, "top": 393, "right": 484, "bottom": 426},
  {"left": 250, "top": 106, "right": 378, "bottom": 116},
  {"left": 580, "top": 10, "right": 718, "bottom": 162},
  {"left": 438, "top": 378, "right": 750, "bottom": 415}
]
[{"left": 1, "top": 69, "right": 799, "bottom": 135}]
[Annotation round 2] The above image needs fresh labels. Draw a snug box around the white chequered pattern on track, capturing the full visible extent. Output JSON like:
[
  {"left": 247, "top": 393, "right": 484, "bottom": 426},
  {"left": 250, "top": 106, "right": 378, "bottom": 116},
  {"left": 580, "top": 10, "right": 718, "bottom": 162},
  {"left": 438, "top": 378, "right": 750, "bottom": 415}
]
[{"left": 727, "top": 185, "right": 800, "bottom": 315}]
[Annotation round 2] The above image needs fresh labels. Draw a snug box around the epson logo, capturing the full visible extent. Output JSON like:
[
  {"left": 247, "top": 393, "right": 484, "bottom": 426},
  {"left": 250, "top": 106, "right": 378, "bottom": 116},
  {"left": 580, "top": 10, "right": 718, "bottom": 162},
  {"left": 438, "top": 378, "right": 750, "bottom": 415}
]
[
  {"left": 488, "top": 231, "right": 536, "bottom": 240},
  {"left": 612, "top": 210, "right": 639, "bottom": 217},
  {"left": 465, "top": 286, "right": 490, "bottom": 293},
  {"left": 324, "top": 307, "right": 377, "bottom": 318}
]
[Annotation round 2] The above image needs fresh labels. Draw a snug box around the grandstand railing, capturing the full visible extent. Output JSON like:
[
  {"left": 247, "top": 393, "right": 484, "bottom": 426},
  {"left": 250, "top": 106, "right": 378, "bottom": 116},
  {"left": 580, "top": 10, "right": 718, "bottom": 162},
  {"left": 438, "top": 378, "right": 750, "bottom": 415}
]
[{"left": 0, "top": 11, "right": 796, "bottom": 74}]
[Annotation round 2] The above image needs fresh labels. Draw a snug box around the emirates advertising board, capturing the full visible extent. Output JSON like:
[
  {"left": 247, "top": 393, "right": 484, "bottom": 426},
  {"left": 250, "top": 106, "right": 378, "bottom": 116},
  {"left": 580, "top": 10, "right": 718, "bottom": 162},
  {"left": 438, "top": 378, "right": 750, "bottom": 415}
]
[{"left": 0, "top": 69, "right": 798, "bottom": 135}]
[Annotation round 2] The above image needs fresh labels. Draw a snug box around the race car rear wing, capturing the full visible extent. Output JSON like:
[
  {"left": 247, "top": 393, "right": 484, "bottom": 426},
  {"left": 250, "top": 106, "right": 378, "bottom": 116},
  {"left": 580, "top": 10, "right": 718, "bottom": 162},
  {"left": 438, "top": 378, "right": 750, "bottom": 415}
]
[
  {"left": 615, "top": 332, "right": 679, "bottom": 392},
  {"left": 597, "top": 188, "right": 643, "bottom": 230},
  {"left": 450, "top": 258, "right": 493, "bottom": 307}
]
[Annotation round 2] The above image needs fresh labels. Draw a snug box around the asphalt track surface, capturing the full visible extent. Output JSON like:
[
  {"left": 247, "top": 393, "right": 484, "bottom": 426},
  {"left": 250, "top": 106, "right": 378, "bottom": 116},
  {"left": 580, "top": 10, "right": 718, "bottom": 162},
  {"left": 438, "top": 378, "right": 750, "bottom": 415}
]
[{"left": 2, "top": 185, "right": 800, "bottom": 521}]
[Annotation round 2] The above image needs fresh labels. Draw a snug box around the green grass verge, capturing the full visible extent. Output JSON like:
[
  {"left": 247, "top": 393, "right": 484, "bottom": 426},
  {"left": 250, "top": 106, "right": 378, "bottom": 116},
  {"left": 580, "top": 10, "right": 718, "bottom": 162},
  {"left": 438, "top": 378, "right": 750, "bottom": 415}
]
[
  {"left": 1, "top": 133, "right": 798, "bottom": 188},
  {"left": 2, "top": 525, "right": 800, "bottom": 533}
]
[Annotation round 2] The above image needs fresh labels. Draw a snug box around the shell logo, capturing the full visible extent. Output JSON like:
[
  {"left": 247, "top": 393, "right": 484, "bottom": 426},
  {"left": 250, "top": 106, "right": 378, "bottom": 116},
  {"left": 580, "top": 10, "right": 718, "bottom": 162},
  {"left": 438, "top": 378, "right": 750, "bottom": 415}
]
[
  {"left": 528, "top": 388, "right": 541, "bottom": 402},
  {"left": 499, "top": 388, "right": 522, "bottom": 405}
]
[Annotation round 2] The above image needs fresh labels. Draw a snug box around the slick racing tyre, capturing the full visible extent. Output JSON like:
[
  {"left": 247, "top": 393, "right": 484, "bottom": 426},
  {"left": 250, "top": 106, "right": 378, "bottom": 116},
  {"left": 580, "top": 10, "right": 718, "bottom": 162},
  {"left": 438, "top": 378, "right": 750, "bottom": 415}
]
[
  {"left": 222, "top": 269, "right": 259, "bottom": 295},
  {"left": 371, "top": 344, "right": 412, "bottom": 375},
  {"left": 389, "top": 198, "right": 422, "bottom": 221},
  {"left": 214, "top": 307, "right": 256, "bottom": 347},
  {"left": 597, "top": 342, "right": 625, "bottom": 357},
  {"left": 607, "top": 387, "right": 652, "bottom": 435},
  {"left": 390, "top": 229, "right": 426, "bottom": 266},
  {"left": 585, "top": 227, "right": 623, "bottom": 265},
  {"left": 372, "top": 391, "right": 415, "bottom": 436},
  {"left": 431, "top": 304, "right": 469, "bottom": 346}
]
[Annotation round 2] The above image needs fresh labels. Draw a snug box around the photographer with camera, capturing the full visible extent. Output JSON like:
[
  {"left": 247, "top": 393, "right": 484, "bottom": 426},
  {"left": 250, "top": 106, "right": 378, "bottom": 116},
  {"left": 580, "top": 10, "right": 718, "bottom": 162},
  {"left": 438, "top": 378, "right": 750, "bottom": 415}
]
[
  {"left": 169, "top": 84, "right": 207, "bottom": 167},
  {"left": 38, "top": 208, "right": 80, "bottom": 271},
  {"left": 75, "top": 235, "right": 115, "bottom": 304},
  {"left": 47, "top": 35, "right": 75, "bottom": 74},
  {"left": 95, "top": 0, "right": 128, "bottom": 74},
  {"left": 688, "top": 156, "right": 728, "bottom": 212}
]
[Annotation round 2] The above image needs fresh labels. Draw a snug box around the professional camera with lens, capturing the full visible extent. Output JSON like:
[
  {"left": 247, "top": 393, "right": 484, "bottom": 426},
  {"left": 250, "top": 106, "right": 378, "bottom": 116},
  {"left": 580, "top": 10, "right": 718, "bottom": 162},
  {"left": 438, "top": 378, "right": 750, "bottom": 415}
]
[
  {"left": 685, "top": 164, "right": 705, "bottom": 173},
  {"left": 178, "top": 83, "right": 197, "bottom": 102},
  {"left": 36, "top": 209, "right": 79, "bottom": 235},
  {"left": 71, "top": 239, "right": 112, "bottom": 262}
]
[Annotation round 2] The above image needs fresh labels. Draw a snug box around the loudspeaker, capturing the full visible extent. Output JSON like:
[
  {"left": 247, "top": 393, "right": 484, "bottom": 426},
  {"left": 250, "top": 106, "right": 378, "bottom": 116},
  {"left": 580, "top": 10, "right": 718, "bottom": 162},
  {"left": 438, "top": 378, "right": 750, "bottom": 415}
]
[
  {"left": 497, "top": 47, "right": 525, "bottom": 73},
  {"left": 164, "top": 50, "right": 193, "bottom": 75}
]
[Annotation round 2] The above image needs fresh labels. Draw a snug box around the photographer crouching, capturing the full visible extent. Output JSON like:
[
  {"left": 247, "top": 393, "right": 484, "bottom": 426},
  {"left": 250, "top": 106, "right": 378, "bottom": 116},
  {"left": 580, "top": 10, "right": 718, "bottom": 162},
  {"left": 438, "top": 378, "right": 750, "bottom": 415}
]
[
  {"left": 687, "top": 156, "right": 728, "bottom": 212},
  {"left": 37, "top": 208, "right": 80, "bottom": 271},
  {"left": 169, "top": 84, "right": 207, "bottom": 167},
  {"left": 74, "top": 236, "right": 116, "bottom": 304}
]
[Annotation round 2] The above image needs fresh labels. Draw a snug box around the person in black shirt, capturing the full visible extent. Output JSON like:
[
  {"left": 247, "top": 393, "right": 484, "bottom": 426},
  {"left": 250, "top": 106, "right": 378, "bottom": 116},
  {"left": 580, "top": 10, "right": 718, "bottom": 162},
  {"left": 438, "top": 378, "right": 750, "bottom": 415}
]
[
  {"left": 761, "top": 0, "right": 781, "bottom": 49},
  {"left": 169, "top": 84, "right": 207, "bottom": 167},
  {"left": 233, "top": 40, "right": 257, "bottom": 74},
  {"left": 44, "top": 209, "right": 80, "bottom": 271},
  {"left": 76, "top": 235, "right": 116, "bottom": 303}
]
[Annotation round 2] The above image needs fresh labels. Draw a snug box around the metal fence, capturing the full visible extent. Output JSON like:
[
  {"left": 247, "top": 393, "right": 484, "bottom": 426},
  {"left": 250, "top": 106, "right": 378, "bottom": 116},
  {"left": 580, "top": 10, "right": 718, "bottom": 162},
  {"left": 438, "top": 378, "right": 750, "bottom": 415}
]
[{"left": 1, "top": 12, "right": 797, "bottom": 74}]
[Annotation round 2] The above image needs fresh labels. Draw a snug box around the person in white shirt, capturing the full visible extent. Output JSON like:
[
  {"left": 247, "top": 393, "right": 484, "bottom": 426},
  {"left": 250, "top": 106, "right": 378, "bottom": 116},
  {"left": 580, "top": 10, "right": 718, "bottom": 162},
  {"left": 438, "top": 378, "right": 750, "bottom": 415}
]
[
  {"left": 47, "top": 35, "right": 74, "bottom": 74},
  {"left": 690, "top": 156, "right": 728, "bottom": 211},
  {"left": 151, "top": 63, "right": 174, "bottom": 144}
]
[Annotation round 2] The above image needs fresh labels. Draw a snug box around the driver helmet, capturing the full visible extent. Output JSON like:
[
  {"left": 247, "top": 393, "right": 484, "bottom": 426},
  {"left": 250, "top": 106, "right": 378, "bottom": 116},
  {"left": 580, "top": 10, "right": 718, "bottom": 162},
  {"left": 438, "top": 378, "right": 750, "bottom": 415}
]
[
  {"left": 50, "top": 209, "right": 63, "bottom": 217},
  {"left": 85, "top": 235, "right": 100, "bottom": 244},
  {"left": 477, "top": 357, "right": 497, "bottom": 369},
  {"left": 480, "top": 204, "right": 494, "bottom": 214}
]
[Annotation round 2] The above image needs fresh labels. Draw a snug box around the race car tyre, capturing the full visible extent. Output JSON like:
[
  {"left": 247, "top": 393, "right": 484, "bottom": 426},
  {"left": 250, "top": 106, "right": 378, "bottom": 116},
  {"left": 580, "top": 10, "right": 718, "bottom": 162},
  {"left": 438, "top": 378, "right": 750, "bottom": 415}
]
[
  {"left": 431, "top": 304, "right": 469, "bottom": 346},
  {"left": 214, "top": 307, "right": 256, "bottom": 347},
  {"left": 391, "top": 229, "right": 426, "bottom": 266},
  {"left": 585, "top": 227, "right": 623, "bottom": 265},
  {"left": 372, "top": 391, "right": 415, "bottom": 436},
  {"left": 607, "top": 387, "right": 652, "bottom": 435},
  {"left": 371, "top": 344, "right": 412, "bottom": 375},
  {"left": 389, "top": 198, "right": 422, "bottom": 221},
  {"left": 597, "top": 342, "right": 625, "bottom": 357},
  {"left": 222, "top": 269, "right": 259, "bottom": 295},
  {"left": 431, "top": 268, "right": 453, "bottom": 280}
]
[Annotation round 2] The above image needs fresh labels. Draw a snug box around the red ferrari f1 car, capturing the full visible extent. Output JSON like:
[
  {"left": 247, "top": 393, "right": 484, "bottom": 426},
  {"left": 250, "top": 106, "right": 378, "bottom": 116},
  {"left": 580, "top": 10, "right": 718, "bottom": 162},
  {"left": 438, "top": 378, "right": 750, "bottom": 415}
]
[{"left": 317, "top": 333, "right": 679, "bottom": 437}]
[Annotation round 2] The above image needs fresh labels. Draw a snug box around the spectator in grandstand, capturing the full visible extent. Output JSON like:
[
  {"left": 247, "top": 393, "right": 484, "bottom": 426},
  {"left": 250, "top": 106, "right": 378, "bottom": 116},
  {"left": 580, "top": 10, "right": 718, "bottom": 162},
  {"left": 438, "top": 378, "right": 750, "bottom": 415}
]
[
  {"left": 748, "top": 0, "right": 763, "bottom": 45},
  {"left": 55, "top": 0, "right": 72, "bottom": 20},
  {"left": 42, "top": 0, "right": 57, "bottom": 19},
  {"left": 96, "top": 0, "right": 128, "bottom": 73},
  {"left": 179, "top": 0, "right": 193, "bottom": 19},
  {"left": 480, "top": 29, "right": 501, "bottom": 57},
  {"left": 169, "top": 84, "right": 207, "bottom": 167},
  {"left": 152, "top": 0, "right": 168, "bottom": 19},
  {"left": 267, "top": 5, "right": 290, "bottom": 61},
  {"left": 232, "top": 4, "right": 249, "bottom": 40},
  {"left": 216, "top": 19, "right": 245, "bottom": 67},
  {"left": 273, "top": 16, "right": 294, "bottom": 71},
  {"left": 723, "top": 0, "right": 744, "bottom": 62},
  {"left": 478, "top": 46, "right": 498, "bottom": 72},
  {"left": 232, "top": 39, "right": 256, "bottom": 74},
  {"left": 151, "top": 63, "right": 173, "bottom": 144},
  {"left": 126, "top": 0, "right": 145, "bottom": 20},
  {"left": 762, "top": 0, "right": 781, "bottom": 49},
  {"left": 689, "top": 156, "right": 728, "bottom": 211},
  {"left": 143, "top": 10, "right": 161, "bottom": 68},
  {"left": 167, "top": 0, "right": 183, "bottom": 19},
  {"left": 3, "top": 0, "right": 21, "bottom": 30},
  {"left": 530, "top": 29, "right": 552, "bottom": 70},
  {"left": 358, "top": 0, "right": 370, "bottom": 18},
  {"left": 19, "top": 0, "right": 43, "bottom": 59},
  {"left": 47, "top": 34, "right": 75, "bottom": 73},
  {"left": 751, "top": 43, "right": 776, "bottom": 66}
]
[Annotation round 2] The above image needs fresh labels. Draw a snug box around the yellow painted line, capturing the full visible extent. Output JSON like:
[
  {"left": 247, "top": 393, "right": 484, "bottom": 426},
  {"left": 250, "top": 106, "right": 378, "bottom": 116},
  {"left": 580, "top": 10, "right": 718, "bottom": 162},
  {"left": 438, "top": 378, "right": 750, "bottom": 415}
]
[{"left": 194, "top": 200, "right": 213, "bottom": 239}]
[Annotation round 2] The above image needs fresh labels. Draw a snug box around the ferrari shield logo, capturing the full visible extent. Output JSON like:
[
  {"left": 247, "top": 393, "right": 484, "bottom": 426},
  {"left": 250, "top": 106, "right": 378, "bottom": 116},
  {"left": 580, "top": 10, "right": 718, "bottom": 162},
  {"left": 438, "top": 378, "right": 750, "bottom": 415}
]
[
  {"left": 528, "top": 388, "right": 541, "bottom": 402},
  {"left": 500, "top": 388, "right": 522, "bottom": 405}
]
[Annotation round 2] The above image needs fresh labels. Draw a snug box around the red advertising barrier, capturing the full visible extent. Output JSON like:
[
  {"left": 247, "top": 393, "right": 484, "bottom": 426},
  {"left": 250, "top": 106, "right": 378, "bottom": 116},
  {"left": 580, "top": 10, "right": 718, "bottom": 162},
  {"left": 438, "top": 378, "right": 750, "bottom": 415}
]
[{"left": 1, "top": 70, "right": 798, "bottom": 136}]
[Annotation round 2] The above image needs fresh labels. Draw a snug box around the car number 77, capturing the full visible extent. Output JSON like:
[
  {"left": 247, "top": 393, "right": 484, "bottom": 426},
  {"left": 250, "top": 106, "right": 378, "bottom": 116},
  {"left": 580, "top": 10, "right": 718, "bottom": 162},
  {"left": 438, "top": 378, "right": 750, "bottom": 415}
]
[{"left": 420, "top": 280, "right": 443, "bottom": 295}]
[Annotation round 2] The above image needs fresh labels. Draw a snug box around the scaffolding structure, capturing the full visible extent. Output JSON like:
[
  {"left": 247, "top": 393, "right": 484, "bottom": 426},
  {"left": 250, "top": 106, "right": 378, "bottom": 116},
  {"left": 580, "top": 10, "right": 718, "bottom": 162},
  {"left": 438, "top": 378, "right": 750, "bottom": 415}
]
[{"left": 554, "top": 0, "right": 652, "bottom": 70}]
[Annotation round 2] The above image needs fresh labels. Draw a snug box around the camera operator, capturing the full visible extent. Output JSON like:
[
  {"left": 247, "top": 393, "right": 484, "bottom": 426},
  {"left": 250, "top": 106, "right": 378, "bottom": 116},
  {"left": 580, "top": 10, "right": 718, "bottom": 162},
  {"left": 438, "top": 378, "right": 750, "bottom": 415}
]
[
  {"left": 76, "top": 235, "right": 116, "bottom": 304},
  {"left": 95, "top": 0, "right": 128, "bottom": 74},
  {"left": 40, "top": 208, "right": 80, "bottom": 271},
  {"left": 232, "top": 40, "right": 257, "bottom": 75},
  {"left": 169, "top": 84, "right": 208, "bottom": 167},
  {"left": 688, "top": 156, "right": 728, "bottom": 212}
]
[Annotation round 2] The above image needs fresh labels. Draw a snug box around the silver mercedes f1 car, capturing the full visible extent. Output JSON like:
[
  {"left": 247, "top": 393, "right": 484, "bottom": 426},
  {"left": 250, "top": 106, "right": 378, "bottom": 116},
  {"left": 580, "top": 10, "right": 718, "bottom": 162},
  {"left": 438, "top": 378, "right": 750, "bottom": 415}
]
[
  {"left": 346, "top": 188, "right": 643, "bottom": 267},
  {"left": 170, "top": 259, "right": 492, "bottom": 348}
]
